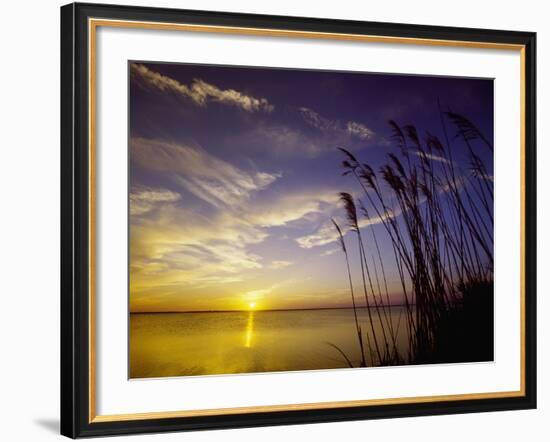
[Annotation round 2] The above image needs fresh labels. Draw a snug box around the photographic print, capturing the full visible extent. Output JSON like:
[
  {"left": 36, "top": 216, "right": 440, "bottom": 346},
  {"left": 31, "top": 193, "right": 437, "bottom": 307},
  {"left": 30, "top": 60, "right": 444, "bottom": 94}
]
[{"left": 128, "top": 61, "right": 494, "bottom": 379}]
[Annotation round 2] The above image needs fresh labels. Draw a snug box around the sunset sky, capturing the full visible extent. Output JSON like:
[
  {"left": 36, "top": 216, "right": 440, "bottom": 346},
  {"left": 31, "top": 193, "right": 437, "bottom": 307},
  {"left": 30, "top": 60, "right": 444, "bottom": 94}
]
[{"left": 129, "top": 62, "right": 493, "bottom": 313}]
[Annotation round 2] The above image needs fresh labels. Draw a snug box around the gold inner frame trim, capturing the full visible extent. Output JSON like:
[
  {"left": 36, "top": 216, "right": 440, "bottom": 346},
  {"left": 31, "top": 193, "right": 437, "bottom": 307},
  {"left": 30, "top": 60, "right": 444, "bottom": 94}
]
[{"left": 88, "top": 17, "right": 527, "bottom": 423}]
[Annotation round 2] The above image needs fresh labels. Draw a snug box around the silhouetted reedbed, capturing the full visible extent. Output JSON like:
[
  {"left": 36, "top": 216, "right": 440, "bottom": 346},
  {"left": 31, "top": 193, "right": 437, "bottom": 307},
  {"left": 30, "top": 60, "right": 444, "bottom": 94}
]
[{"left": 329, "top": 110, "right": 494, "bottom": 367}]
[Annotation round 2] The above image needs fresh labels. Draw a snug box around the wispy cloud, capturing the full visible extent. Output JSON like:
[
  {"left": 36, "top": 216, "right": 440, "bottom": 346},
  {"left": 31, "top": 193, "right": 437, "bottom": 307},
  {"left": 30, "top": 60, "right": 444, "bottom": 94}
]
[
  {"left": 131, "top": 63, "right": 274, "bottom": 112},
  {"left": 300, "top": 107, "right": 375, "bottom": 141},
  {"left": 241, "top": 287, "right": 273, "bottom": 301},
  {"left": 269, "top": 260, "right": 293, "bottom": 269},
  {"left": 296, "top": 210, "right": 397, "bottom": 249},
  {"left": 240, "top": 279, "right": 297, "bottom": 303},
  {"left": 131, "top": 137, "right": 281, "bottom": 208},
  {"left": 346, "top": 121, "right": 374, "bottom": 140},
  {"left": 413, "top": 150, "right": 450, "bottom": 164},
  {"left": 320, "top": 248, "right": 339, "bottom": 257},
  {"left": 130, "top": 187, "right": 181, "bottom": 216},
  {"left": 246, "top": 190, "right": 339, "bottom": 227},
  {"left": 226, "top": 122, "right": 322, "bottom": 158},
  {"left": 299, "top": 107, "right": 338, "bottom": 131},
  {"left": 295, "top": 221, "right": 338, "bottom": 249}
]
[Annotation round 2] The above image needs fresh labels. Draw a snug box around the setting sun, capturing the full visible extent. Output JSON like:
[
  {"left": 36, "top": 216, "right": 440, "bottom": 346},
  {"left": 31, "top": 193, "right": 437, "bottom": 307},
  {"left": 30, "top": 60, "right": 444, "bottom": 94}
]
[{"left": 248, "top": 302, "right": 257, "bottom": 310}]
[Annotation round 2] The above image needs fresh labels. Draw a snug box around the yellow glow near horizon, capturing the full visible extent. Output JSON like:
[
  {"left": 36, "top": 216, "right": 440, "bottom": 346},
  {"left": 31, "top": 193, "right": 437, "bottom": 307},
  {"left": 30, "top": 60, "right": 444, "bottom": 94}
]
[{"left": 248, "top": 301, "right": 257, "bottom": 310}]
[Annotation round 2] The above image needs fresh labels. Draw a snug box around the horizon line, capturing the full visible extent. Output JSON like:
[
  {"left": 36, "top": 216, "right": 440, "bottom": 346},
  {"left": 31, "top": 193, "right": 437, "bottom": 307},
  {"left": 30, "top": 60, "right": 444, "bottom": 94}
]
[{"left": 130, "top": 304, "right": 413, "bottom": 314}]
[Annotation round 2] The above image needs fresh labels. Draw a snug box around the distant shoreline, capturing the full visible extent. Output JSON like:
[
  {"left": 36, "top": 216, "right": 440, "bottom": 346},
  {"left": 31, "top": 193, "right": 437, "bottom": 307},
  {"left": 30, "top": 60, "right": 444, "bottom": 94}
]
[{"left": 130, "top": 304, "right": 413, "bottom": 314}]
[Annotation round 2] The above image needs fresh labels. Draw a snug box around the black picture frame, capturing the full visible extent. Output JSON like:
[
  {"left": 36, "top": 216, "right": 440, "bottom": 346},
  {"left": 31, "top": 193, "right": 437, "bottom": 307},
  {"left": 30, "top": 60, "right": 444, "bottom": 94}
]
[{"left": 61, "top": 2, "right": 536, "bottom": 438}]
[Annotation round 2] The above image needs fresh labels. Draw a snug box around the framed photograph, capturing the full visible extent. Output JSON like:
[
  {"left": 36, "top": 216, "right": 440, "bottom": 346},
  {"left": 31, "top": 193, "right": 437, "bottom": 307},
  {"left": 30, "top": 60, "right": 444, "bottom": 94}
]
[{"left": 60, "top": 2, "right": 536, "bottom": 438}]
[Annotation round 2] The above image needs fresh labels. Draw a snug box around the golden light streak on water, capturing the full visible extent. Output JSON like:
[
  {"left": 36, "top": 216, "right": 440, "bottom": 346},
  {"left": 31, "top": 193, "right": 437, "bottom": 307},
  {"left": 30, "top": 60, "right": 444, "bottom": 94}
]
[{"left": 244, "top": 311, "right": 254, "bottom": 348}]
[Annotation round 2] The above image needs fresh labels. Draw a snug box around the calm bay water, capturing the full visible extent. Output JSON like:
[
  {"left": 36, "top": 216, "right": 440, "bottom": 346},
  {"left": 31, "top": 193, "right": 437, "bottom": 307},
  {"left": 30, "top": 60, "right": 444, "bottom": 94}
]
[{"left": 130, "top": 307, "right": 410, "bottom": 378}]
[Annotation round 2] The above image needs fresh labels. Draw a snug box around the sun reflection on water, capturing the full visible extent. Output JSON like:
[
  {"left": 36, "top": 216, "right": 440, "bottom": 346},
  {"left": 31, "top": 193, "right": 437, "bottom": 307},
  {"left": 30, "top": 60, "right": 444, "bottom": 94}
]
[{"left": 244, "top": 311, "right": 255, "bottom": 348}]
